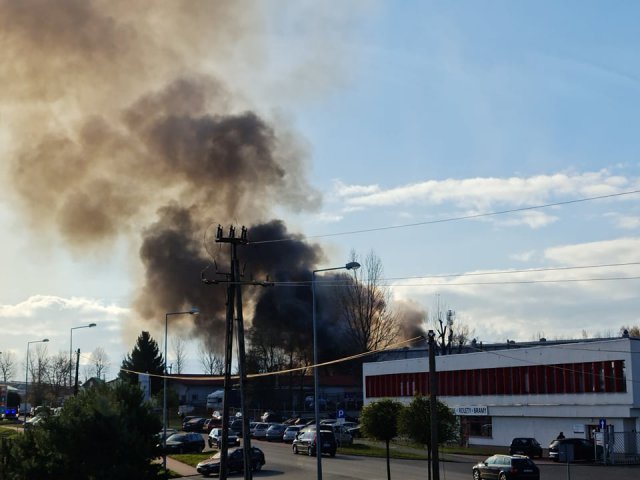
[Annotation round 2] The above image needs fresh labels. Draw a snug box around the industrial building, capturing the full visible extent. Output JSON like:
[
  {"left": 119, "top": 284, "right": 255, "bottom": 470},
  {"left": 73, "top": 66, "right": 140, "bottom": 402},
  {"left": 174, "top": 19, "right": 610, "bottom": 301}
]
[{"left": 363, "top": 335, "right": 640, "bottom": 461}]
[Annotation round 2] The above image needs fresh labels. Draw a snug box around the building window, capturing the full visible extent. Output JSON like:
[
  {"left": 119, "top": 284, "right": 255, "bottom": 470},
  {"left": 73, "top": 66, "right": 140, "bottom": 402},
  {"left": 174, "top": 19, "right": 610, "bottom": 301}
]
[{"left": 465, "top": 416, "right": 492, "bottom": 438}]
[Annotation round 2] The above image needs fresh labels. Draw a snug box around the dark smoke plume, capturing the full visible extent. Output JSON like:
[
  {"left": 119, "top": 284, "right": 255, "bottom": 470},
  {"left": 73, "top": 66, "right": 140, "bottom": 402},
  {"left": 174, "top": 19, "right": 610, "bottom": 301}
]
[
  {"left": 3, "top": 1, "right": 425, "bottom": 355},
  {"left": 2, "top": 1, "right": 320, "bottom": 348}
]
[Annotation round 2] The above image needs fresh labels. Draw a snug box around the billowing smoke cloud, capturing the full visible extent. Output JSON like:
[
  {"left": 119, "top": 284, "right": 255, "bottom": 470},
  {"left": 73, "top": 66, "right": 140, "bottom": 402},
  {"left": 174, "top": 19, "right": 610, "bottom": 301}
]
[
  {"left": 2, "top": 1, "right": 423, "bottom": 355},
  {"left": 395, "top": 299, "right": 428, "bottom": 347}
]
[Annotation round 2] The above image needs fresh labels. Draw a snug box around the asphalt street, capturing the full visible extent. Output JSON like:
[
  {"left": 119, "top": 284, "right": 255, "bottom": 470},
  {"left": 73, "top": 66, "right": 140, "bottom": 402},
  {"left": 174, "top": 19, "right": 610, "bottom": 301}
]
[{"left": 187, "top": 438, "right": 640, "bottom": 480}]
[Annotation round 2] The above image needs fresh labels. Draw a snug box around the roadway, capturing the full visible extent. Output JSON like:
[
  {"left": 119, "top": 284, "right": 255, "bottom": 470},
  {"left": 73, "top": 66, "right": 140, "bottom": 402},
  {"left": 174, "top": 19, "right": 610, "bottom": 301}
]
[{"left": 192, "top": 437, "right": 640, "bottom": 480}]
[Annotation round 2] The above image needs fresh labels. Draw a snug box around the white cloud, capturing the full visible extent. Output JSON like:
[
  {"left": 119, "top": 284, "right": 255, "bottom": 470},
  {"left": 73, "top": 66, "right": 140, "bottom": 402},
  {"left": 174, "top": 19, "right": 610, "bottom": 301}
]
[
  {"left": 331, "top": 179, "right": 380, "bottom": 197},
  {"left": 390, "top": 236, "right": 640, "bottom": 343},
  {"left": 313, "top": 212, "right": 344, "bottom": 223},
  {"left": 0, "top": 295, "right": 129, "bottom": 319},
  {"left": 605, "top": 212, "right": 640, "bottom": 230},
  {"left": 337, "top": 170, "right": 638, "bottom": 211},
  {"left": 544, "top": 237, "right": 640, "bottom": 266},
  {"left": 495, "top": 210, "right": 558, "bottom": 229},
  {"left": 509, "top": 250, "right": 537, "bottom": 262}
]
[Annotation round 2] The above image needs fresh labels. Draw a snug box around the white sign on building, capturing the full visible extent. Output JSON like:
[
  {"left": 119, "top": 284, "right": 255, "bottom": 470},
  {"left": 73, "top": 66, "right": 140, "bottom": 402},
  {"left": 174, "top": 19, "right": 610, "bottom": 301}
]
[{"left": 454, "top": 405, "right": 488, "bottom": 416}]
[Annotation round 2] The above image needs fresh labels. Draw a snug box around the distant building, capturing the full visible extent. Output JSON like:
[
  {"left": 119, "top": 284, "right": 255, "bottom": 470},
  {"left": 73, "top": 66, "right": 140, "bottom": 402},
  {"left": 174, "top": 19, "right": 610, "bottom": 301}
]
[
  {"left": 168, "top": 373, "right": 361, "bottom": 416},
  {"left": 363, "top": 336, "right": 640, "bottom": 458}
]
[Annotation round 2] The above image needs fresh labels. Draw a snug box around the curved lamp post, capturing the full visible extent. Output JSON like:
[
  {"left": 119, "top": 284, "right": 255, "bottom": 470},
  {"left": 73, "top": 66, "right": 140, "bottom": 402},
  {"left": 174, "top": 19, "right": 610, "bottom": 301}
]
[
  {"left": 163, "top": 307, "right": 199, "bottom": 476},
  {"left": 70, "top": 323, "right": 97, "bottom": 386},
  {"left": 24, "top": 338, "right": 49, "bottom": 424},
  {"left": 312, "top": 261, "right": 360, "bottom": 480}
]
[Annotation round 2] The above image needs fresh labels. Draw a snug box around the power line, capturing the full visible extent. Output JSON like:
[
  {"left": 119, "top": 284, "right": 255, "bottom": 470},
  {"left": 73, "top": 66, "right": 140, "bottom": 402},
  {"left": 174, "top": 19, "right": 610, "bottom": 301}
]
[
  {"left": 119, "top": 336, "right": 640, "bottom": 387},
  {"left": 382, "top": 275, "right": 640, "bottom": 287},
  {"left": 385, "top": 261, "right": 640, "bottom": 281},
  {"left": 250, "top": 189, "right": 640, "bottom": 244},
  {"left": 267, "top": 261, "right": 640, "bottom": 287}
]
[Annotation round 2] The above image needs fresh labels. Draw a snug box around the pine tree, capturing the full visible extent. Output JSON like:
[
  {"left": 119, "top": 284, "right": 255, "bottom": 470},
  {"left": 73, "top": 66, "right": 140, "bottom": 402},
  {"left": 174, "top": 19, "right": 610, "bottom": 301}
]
[{"left": 119, "top": 331, "right": 164, "bottom": 393}]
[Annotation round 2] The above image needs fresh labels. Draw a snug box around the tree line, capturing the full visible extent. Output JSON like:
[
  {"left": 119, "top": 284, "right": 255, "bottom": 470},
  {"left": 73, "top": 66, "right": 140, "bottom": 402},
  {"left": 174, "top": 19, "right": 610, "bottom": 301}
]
[{"left": 0, "top": 346, "right": 110, "bottom": 409}]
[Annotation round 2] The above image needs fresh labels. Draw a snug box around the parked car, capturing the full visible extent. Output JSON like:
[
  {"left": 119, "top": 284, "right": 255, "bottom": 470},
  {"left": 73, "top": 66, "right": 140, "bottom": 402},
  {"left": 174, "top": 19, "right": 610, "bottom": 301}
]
[
  {"left": 229, "top": 419, "right": 244, "bottom": 436},
  {"left": 347, "top": 425, "right": 361, "bottom": 438},
  {"left": 298, "top": 424, "right": 353, "bottom": 447},
  {"left": 509, "top": 437, "right": 543, "bottom": 458},
  {"left": 203, "top": 418, "right": 222, "bottom": 432},
  {"left": 208, "top": 427, "right": 240, "bottom": 449},
  {"left": 548, "top": 438, "right": 602, "bottom": 462},
  {"left": 266, "top": 423, "right": 287, "bottom": 441},
  {"left": 472, "top": 454, "right": 540, "bottom": 480},
  {"left": 183, "top": 417, "right": 207, "bottom": 432},
  {"left": 160, "top": 432, "right": 205, "bottom": 454},
  {"left": 329, "top": 425, "right": 353, "bottom": 447},
  {"left": 156, "top": 428, "right": 178, "bottom": 442},
  {"left": 341, "top": 421, "right": 359, "bottom": 430},
  {"left": 181, "top": 415, "right": 198, "bottom": 429},
  {"left": 252, "top": 422, "right": 272, "bottom": 439},
  {"left": 292, "top": 429, "right": 337, "bottom": 457},
  {"left": 23, "top": 414, "right": 46, "bottom": 430},
  {"left": 282, "top": 425, "right": 301, "bottom": 443},
  {"left": 196, "top": 447, "right": 265, "bottom": 476}
]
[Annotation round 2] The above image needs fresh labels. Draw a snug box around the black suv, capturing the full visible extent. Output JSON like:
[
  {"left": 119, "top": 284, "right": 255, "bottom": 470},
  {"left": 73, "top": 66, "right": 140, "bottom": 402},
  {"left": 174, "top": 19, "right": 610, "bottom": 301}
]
[
  {"left": 473, "top": 454, "right": 539, "bottom": 480},
  {"left": 509, "top": 437, "right": 543, "bottom": 458},
  {"left": 292, "top": 429, "right": 337, "bottom": 457}
]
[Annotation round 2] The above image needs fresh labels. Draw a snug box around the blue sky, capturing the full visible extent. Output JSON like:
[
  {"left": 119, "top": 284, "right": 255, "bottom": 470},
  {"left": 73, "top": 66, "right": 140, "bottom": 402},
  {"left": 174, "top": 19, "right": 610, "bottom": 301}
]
[{"left": 1, "top": 1, "right": 639, "bottom": 378}]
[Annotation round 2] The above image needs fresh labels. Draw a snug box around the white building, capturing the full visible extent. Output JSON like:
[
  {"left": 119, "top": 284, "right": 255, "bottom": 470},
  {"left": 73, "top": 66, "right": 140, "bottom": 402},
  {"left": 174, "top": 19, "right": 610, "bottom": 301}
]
[{"left": 363, "top": 336, "right": 640, "bottom": 455}]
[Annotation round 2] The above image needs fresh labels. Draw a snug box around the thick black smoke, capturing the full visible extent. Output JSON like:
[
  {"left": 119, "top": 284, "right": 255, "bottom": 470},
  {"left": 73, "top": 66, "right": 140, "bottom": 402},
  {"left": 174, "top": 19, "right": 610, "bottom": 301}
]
[{"left": 3, "top": 1, "right": 424, "bottom": 356}]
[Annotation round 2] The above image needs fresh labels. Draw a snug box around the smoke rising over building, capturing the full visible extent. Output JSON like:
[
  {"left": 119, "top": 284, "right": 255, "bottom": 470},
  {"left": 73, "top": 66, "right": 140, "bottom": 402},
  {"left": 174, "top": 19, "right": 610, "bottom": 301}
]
[{"left": 2, "top": 1, "right": 425, "bottom": 355}]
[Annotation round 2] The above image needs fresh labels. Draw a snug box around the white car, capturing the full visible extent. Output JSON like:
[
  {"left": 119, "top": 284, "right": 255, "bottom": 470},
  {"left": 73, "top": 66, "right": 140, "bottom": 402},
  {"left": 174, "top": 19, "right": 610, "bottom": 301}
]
[{"left": 208, "top": 427, "right": 240, "bottom": 449}]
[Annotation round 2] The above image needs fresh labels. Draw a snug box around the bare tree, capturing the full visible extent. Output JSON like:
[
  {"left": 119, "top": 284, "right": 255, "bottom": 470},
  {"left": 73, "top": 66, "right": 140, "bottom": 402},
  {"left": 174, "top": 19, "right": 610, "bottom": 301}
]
[
  {"left": 338, "top": 250, "right": 400, "bottom": 353},
  {"left": 428, "top": 298, "right": 474, "bottom": 354},
  {"left": 171, "top": 337, "right": 188, "bottom": 374},
  {"left": 46, "top": 352, "right": 71, "bottom": 401},
  {"left": 27, "top": 344, "right": 50, "bottom": 408},
  {"left": 0, "top": 351, "right": 17, "bottom": 384},
  {"left": 452, "top": 320, "right": 475, "bottom": 353},
  {"left": 198, "top": 341, "right": 224, "bottom": 375},
  {"left": 620, "top": 325, "right": 640, "bottom": 337},
  {"left": 432, "top": 308, "right": 455, "bottom": 355},
  {"left": 87, "top": 347, "right": 110, "bottom": 380}
]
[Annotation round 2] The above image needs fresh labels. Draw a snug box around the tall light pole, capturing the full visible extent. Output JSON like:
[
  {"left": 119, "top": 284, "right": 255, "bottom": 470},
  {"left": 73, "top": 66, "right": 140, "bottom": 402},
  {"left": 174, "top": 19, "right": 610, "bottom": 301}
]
[
  {"left": 24, "top": 338, "right": 49, "bottom": 424},
  {"left": 312, "top": 261, "right": 360, "bottom": 480},
  {"left": 163, "top": 307, "right": 199, "bottom": 476},
  {"left": 69, "top": 323, "right": 97, "bottom": 386}
]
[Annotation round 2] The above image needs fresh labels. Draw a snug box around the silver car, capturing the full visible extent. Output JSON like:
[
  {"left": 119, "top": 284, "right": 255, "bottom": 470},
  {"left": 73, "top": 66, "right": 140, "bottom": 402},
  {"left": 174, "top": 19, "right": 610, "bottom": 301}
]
[
  {"left": 282, "top": 425, "right": 301, "bottom": 443},
  {"left": 252, "top": 422, "right": 272, "bottom": 440}
]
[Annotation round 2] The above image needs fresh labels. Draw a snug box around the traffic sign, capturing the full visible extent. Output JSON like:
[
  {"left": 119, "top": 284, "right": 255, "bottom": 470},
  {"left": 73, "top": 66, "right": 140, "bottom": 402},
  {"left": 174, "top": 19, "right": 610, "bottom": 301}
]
[{"left": 599, "top": 418, "right": 607, "bottom": 430}]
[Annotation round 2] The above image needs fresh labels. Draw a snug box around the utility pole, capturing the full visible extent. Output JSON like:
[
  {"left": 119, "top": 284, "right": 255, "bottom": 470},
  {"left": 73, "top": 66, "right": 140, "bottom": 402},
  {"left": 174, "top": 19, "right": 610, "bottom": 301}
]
[
  {"left": 428, "top": 330, "right": 440, "bottom": 480},
  {"left": 202, "top": 225, "right": 271, "bottom": 480},
  {"left": 74, "top": 349, "right": 80, "bottom": 396}
]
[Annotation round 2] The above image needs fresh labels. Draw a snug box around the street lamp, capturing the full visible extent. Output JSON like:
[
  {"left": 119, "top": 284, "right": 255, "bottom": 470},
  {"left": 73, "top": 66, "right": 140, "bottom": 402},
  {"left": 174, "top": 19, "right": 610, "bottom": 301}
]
[
  {"left": 163, "top": 307, "right": 199, "bottom": 476},
  {"left": 24, "top": 338, "right": 49, "bottom": 424},
  {"left": 69, "top": 323, "right": 97, "bottom": 386},
  {"left": 312, "top": 261, "right": 360, "bottom": 480}
]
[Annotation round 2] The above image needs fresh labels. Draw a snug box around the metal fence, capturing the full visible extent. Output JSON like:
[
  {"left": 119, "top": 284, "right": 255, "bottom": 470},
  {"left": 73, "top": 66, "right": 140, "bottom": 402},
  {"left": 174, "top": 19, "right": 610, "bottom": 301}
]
[{"left": 601, "top": 431, "right": 640, "bottom": 465}]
